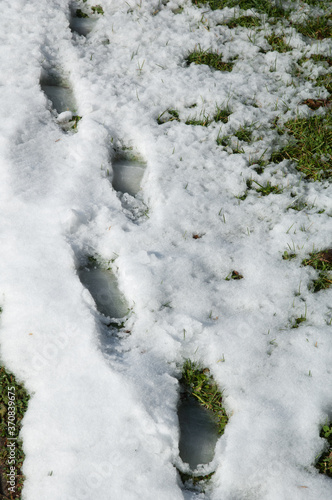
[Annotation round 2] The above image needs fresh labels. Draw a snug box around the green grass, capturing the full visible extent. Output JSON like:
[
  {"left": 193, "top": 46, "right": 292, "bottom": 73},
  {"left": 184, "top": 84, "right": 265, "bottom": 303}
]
[
  {"left": 310, "top": 54, "right": 332, "bottom": 67},
  {"left": 158, "top": 106, "right": 232, "bottom": 127},
  {"left": 282, "top": 250, "right": 296, "bottom": 260},
  {"left": 0, "top": 365, "right": 30, "bottom": 499},
  {"left": 223, "top": 15, "right": 261, "bottom": 28},
  {"left": 316, "top": 74, "right": 332, "bottom": 94},
  {"left": 266, "top": 33, "right": 292, "bottom": 53},
  {"left": 294, "top": 16, "right": 332, "bottom": 40},
  {"left": 270, "top": 112, "right": 332, "bottom": 181},
  {"left": 214, "top": 106, "right": 232, "bottom": 123},
  {"left": 192, "top": 0, "right": 287, "bottom": 17},
  {"left": 252, "top": 180, "right": 283, "bottom": 195},
  {"left": 185, "top": 111, "right": 211, "bottom": 126},
  {"left": 302, "top": 250, "right": 332, "bottom": 292},
  {"left": 186, "top": 47, "right": 234, "bottom": 72},
  {"left": 316, "top": 422, "right": 332, "bottom": 477},
  {"left": 76, "top": 8, "right": 89, "bottom": 18},
  {"left": 91, "top": 5, "right": 104, "bottom": 15},
  {"left": 225, "top": 270, "right": 244, "bottom": 280},
  {"left": 216, "top": 134, "right": 231, "bottom": 147},
  {"left": 71, "top": 115, "right": 82, "bottom": 130},
  {"left": 292, "top": 314, "right": 307, "bottom": 328},
  {"left": 180, "top": 360, "right": 228, "bottom": 435},
  {"left": 234, "top": 125, "right": 253, "bottom": 142},
  {"left": 157, "top": 109, "right": 180, "bottom": 124}
]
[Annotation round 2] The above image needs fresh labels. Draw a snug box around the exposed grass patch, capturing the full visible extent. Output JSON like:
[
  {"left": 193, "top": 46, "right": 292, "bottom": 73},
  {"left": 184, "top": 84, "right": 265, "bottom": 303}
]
[
  {"left": 214, "top": 106, "right": 232, "bottom": 123},
  {"left": 157, "top": 109, "right": 180, "bottom": 124},
  {"left": 91, "top": 5, "right": 104, "bottom": 15},
  {"left": 270, "top": 112, "right": 332, "bottom": 181},
  {"left": 311, "top": 54, "right": 332, "bottom": 67},
  {"left": 234, "top": 125, "right": 253, "bottom": 142},
  {"left": 186, "top": 47, "right": 234, "bottom": 72},
  {"left": 316, "top": 421, "right": 332, "bottom": 477},
  {"left": 76, "top": 8, "right": 89, "bottom": 18},
  {"left": 180, "top": 360, "right": 228, "bottom": 435},
  {"left": 192, "top": 0, "right": 287, "bottom": 17},
  {"left": 316, "top": 74, "right": 332, "bottom": 94},
  {"left": 266, "top": 33, "right": 292, "bottom": 53},
  {"left": 294, "top": 16, "right": 332, "bottom": 40},
  {"left": 252, "top": 179, "right": 283, "bottom": 195},
  {"left": 0, "top": 365, "right": 30, "bottom": 499},
  {"left": 223, "top": 15, "right": 261, "bottom": 28},
  {"left": 292, "top": 313, "right": 307, "bottom": 328},
  {"left": 216, "top": 134, "right": 231, "bottom": 147},
  {"left": 302, "top": 249, "right": 332, "bottom": 292},
  {"left": 282, "top": 250, "right": 297, "bottom": 260},
  {"left": 225, "top": 270, "right": 244, "bottom": 280},
  {"left": 71, "top": 115, "right": 82, "bottom": 130},
  {"left": 185, "top": 111, "right": 211, "bottom": 126}
]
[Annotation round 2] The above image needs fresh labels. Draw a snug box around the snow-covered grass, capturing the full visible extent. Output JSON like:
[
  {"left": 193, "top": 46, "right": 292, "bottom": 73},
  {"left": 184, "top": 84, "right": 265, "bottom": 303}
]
[{"left": 0, "top": 0, "right": 332, "bottom": 498}]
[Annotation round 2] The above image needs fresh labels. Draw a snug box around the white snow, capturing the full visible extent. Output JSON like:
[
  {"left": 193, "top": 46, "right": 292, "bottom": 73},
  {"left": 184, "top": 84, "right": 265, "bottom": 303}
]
[{"left": 0, "top": 0, "right": 332, "bottom": 499}]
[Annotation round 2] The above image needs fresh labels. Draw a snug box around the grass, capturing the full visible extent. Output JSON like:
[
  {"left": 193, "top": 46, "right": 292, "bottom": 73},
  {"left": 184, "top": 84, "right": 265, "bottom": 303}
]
[
  {"left": 180, "top": 360, "right": 228, "bottom": 435},
  {"left": 214, "top": 106, "right": 231, "bottom": 123},
  {"left": 311, "top": 54, "right": 332, "bottom": 67},
  {"left": 76, "top": 9, "right": 89, "bottom": 18},
  {"left": 0, "top": 365, "right": 30, "bottom": 499},
  {"left": 157, "top": 109, "right": 180, "bottom": 124},
  {"left": 270, "top": 112, "right": 332, "bottom": 181},
  {"left": 292, "top": 314, "right": 306, "bottom": 328},
  {"left": 282, "top": 250, "right": 296, "bottom": 260},
  {"left": 222, "top": 15, "right": 261, "bottom": 28},
  {"left": 266, "top": 33, "right": 292, "bottom": 53},
  {"left": 316, "top": 422, "right": 332, "bottom": 477},
  {"left": 192, "top": 0, "right": 286, "bottom": 17},
  {"left": 225, "top": 270, "right": 243, "bottom": 280},
  {"left": 185, "top": 111, "right": 211, "bottom": 126},
  {"left": 158, "top": 105, "right": 231, "bottom": 127},
  {"left": 234, "top": 125, "right": 253, "bottom": 142},
  {"left": 91, "top": 5, "right": 104, "bottom": 15},
  {"left": 316, "top": 74, "right": 332, "bottom": 94},
  {"left": 186, "top": 47, "right": 234, "bottom": 72},
  {"left": 71, "top": 115, "right": 82, "bottom": 129},
  {"left": 302, "top": 250, "right": 332, "bottom": 292},
  {"left": 252, "top": 180, "right": 283, "bottom": 195},
  {"left": 294, "top": 16, "right": 332, "bottom": 40}
]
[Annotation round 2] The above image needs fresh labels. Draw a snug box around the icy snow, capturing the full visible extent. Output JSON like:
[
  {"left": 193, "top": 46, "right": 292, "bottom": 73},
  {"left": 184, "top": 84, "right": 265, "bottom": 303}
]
[{"left": 0, "top": 0, "right": 332, "bottom": 499}]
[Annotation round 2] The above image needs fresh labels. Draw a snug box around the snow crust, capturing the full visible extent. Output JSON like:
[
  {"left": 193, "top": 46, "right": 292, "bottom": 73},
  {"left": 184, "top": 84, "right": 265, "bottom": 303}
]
[{"left": 0, "top": 0, "right": 332, "bottom": 499}]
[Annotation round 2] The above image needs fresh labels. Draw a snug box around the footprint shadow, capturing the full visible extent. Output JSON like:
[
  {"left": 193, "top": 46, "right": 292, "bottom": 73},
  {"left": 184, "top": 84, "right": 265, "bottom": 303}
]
[
  {"left": 78, "top": 257, "right": 131, "bottom": 359},
  {"left": 109, "top": 146, "right": 149, "bottom": 221},
  {"left": 69, "top": 8, "right": 97, "bottom": 37},
  {"left": 178, "top": 395, "right": 219, "bottom": 471},
  {"left": 40, "top": 69, "right": 81, "bottom": 131}
]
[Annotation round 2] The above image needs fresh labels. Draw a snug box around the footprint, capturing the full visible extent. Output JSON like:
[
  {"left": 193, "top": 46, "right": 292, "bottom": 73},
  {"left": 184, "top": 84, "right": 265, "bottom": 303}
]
[
  {"left": 178, "top": 395, "right": 219, "bottom": 470},
  {"left": 109, "top": 147, "right": 149, "bottom": 220},
  {"left": 111, "top": 148, "right": 146, "bottom": 197},
  {"left": 40, "top": 70, "right": 80, "bottom": 131},
  {"left": 69, "top": 9, "right": 97, "bottom": 37},
  {"left": 78, "top": 258, "right": 128, "bottom": 320}
]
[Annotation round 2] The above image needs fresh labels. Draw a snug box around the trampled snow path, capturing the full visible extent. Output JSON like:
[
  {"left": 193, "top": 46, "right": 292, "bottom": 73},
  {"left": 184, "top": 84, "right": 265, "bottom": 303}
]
[{"left": 0, "top": 0, "right": 332, "bottom": 499}]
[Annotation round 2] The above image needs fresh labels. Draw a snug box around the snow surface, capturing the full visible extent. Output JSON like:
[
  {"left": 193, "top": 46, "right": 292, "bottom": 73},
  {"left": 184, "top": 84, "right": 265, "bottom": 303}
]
[{"left": 0, "top": 0, "right": 332, "bottom": 499}]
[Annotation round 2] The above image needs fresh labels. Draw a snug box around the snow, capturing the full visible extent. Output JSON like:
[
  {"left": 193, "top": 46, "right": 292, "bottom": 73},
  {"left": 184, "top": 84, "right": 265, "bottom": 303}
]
[{"left": 0, "top": 0, "right": 332, "bottom": 499}]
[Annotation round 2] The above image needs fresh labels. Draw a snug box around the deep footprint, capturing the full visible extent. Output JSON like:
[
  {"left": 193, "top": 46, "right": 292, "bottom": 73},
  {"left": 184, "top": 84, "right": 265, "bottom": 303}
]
[
  {"left": 111, "top": 151, "right": 146, "bottom": 197},
  {"left": 78, "top": 259, "right": 128, "bottom": 319},
  {"left": 70, "top": 11, "right": 97, "bottom": 36},
  {"left": 178, "top": 395, "right": 219, "bottom": 470},
  {"left": 40, "top": 71, "right": 80, "bottom": 130},
  {"left": 40, "top": 73, "right": 76, "bottom": 114}
]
